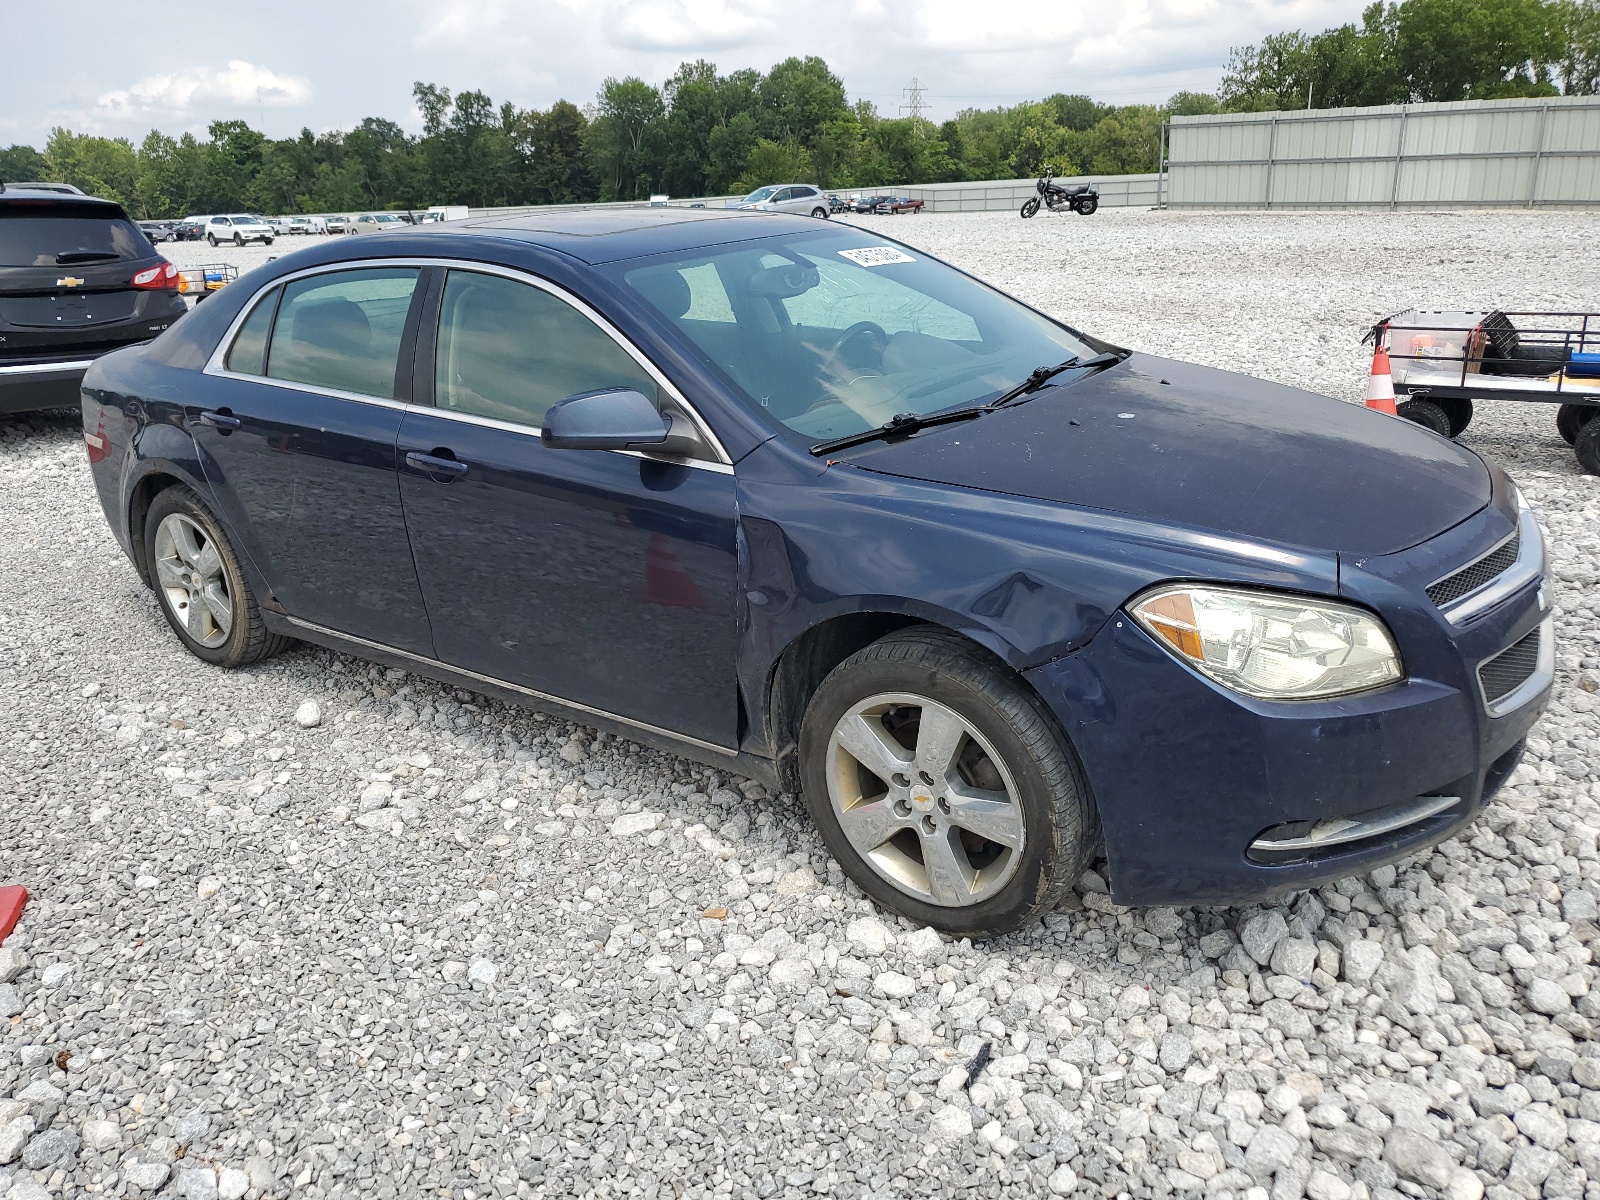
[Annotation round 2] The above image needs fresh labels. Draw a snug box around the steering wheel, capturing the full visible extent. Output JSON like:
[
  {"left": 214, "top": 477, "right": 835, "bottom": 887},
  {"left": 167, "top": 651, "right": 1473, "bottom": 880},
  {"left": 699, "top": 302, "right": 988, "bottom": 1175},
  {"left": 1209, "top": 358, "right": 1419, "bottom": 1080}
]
[{"left": 827, "top": 321, "right": 889, "bottom": 370}]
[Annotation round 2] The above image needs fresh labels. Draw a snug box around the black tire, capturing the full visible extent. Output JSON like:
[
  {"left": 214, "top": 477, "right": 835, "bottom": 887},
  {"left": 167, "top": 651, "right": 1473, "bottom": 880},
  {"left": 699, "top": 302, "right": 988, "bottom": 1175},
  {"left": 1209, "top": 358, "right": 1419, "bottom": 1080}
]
[
  {"left": 1020, "top": 197, "right": 1040, "bottom": 219},
  {"left": 234, "top": 233, "right": 244, "bottom": 247},
  {"left": 1436, "top": 396, "right": 1473, "bottom": 437},
  {"left": 207, "top": 235, "right": 218, "bottom": 247},
  {"left": 798, "top": 626, "right": 1095, "bottom": 938},
  {"left": 1075, "top": 196, "right": 1099, "bottom": 215},
  {"left": 1397, "top": 398, "right": 1453, "bottom": 437},
  {"left": 144, "top": 485, "right": 290, "bottom": 668},
  {"left": 1576, "top": 415, "right": 1600, "bottom": 476},
  {"left": 811, "top": 207, "right": 828, "bottom": 219},
  {"left": 1557, "top": 403, "right": 1594, "bottom": 445},
  {"left": 264, "top": 237, "right": 274, "bottom": 246}
]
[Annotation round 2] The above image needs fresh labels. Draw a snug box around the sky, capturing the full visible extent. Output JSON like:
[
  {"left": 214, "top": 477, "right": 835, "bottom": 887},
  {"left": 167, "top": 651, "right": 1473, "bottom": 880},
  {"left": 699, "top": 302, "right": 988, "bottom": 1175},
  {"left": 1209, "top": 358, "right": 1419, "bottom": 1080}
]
[{"left": 2, "top": 0, "right": 1370, "bottom": 149}]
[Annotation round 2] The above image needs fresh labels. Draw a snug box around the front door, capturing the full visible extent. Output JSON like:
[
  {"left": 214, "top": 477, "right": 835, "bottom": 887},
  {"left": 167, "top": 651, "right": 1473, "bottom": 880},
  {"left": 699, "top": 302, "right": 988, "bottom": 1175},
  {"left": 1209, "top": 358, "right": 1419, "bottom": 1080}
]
[
  {"left": 189, "top": 265, "right": 434, "bottom": 655},
  {"left": 396, "top": 267, "right": 740, "bottom": 748}
]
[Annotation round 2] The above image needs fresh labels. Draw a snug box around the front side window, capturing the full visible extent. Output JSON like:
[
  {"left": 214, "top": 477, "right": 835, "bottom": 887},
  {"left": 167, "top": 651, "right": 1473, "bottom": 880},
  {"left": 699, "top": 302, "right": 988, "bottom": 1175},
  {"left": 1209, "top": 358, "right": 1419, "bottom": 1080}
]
[
  {"left": 615, "top": 230, "right": 1091, "bottom": 442},
  {"left": 265, "top": 268, "right": 420, "bottom": 399},
  {"left": 433, "top": 270, "right": 657, "bottom": 429}
]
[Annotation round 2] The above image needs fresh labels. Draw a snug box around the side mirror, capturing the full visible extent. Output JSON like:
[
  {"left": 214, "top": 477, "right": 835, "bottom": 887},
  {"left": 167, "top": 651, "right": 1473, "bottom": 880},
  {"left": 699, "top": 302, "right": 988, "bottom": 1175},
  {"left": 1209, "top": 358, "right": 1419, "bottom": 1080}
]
[{"left": 541, "top": 388, "right": 669, "bottom": 450}]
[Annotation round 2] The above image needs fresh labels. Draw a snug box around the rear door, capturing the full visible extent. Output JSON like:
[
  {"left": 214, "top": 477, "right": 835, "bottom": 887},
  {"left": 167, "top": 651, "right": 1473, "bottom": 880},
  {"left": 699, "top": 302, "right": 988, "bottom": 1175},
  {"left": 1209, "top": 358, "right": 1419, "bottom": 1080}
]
[
  {"left": 395, "top": 266, "right": 740, "bottom": 748},
  {"left": 191, "top": 265, "right": 435, "bottom": 654}
]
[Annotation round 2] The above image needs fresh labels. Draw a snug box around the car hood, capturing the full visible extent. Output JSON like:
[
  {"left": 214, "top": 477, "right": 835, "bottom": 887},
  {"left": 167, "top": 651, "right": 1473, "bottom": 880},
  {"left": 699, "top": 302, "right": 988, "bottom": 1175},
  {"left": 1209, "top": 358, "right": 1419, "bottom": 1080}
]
[{"left": 848, "top": 352, "right": 1491, "bottom": 557}]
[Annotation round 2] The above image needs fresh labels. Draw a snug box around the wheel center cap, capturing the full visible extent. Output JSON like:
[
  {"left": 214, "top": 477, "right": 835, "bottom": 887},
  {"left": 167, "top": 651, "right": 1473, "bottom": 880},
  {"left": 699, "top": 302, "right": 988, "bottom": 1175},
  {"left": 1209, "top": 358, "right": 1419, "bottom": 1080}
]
[{"left": 912, "top": 792, "right": 932, "bottom": 808}]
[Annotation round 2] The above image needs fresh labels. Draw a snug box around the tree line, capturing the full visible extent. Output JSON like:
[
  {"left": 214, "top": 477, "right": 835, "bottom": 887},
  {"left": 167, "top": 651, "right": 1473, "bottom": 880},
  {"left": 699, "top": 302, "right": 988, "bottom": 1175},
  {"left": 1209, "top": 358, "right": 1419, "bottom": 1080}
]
[{"left": 2, "top": 0, "right": 1597, "bottom": 219}]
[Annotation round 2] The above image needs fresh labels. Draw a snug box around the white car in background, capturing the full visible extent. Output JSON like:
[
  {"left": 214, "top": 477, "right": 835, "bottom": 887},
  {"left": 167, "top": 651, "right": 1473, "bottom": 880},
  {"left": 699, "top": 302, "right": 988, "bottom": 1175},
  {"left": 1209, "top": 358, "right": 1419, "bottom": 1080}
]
[
  {"left": 728, "top": 184, "right": 831, "bottom": 218},
  {"left": 348, "top": 213, "right": 410, "bottom": 235},
  {"left": 205, "top": 214, "right": 274, "bottom": 247}
]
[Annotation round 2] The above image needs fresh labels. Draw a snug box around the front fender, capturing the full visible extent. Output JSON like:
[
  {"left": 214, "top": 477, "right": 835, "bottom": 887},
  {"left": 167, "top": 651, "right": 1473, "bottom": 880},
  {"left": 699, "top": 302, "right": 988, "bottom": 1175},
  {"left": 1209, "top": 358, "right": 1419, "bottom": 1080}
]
[{"left": 734, "top": 450, "right": 1341, "bottom": 761}]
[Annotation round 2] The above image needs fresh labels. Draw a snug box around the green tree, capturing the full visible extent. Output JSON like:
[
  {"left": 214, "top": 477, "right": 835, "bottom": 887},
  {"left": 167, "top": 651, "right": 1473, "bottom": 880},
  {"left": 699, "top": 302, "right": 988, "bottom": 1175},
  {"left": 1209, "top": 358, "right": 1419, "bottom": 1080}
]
[
  {"left": 588, "top": 76, "right": 665, "bottom": 200},
  {"left": 43, "top": 129, "right": 138, "bottom": 207},
  {"left": 0, "top": 144, "right": 48, "bottom": 185}
]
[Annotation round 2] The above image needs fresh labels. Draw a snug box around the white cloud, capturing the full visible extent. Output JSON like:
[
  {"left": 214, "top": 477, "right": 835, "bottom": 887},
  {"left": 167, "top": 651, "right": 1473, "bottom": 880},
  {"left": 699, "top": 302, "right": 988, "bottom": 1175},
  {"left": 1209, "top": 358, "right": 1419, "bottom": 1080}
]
[{"left": 96, "top": 61, "right": 312, "bottom": 121}]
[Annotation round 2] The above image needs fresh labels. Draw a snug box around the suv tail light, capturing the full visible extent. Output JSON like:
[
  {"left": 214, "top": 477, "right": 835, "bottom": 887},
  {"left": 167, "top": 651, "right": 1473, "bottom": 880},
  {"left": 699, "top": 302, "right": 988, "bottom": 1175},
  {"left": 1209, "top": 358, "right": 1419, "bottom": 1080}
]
[{"left": 130, "top": 260, "right": 179, "bottom": 290}]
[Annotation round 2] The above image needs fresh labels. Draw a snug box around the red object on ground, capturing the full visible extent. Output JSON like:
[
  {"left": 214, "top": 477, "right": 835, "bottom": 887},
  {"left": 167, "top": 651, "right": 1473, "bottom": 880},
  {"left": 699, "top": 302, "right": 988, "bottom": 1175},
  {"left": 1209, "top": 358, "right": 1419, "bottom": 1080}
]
[
  {"left": 1364, "top": 341, "right": 1398, "bottom": 415},
  {"left": 0, "top": 887, "right": 27, "bottom": 945}
]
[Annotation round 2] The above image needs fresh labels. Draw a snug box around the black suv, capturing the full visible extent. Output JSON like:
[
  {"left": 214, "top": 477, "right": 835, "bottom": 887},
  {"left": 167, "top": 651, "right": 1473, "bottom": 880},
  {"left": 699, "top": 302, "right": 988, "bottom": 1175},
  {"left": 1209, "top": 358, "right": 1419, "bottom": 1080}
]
[{"left": 0, "top": 184, "right": 188, "bottom": 414}]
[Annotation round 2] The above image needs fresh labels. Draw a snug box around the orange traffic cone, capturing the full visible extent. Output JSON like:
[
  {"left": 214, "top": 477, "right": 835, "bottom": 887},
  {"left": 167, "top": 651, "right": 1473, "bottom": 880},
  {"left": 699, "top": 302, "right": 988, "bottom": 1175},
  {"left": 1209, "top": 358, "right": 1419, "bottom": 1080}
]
[{"left": 1364, "top": 342, "right": 1398, "bottom": 415}]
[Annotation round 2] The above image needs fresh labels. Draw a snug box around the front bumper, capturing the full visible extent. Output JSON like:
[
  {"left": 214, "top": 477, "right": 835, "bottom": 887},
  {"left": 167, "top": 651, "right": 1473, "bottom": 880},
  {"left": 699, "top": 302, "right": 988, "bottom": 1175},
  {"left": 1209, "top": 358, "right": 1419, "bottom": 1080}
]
[{"left": 1026, "top": 513, "right": 1550, "bottom": 906}]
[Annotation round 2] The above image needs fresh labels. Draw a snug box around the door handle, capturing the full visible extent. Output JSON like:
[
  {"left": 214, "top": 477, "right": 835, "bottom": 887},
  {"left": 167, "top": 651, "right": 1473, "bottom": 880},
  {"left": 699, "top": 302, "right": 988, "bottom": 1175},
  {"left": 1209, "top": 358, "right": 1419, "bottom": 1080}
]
[
  {"left": 199, "top": 409, "right": 240, "bottom": 431},
  {"left": 405, "top": 450, "right": 469, "bottom": 478}
]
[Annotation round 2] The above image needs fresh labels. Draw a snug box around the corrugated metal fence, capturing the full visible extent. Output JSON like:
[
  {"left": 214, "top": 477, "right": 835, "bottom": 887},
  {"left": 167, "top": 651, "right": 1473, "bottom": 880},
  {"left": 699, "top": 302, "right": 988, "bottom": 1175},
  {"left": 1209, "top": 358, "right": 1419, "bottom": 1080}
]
[{"left": 1166, "top": 96, "right": 1600, "bottom": 209}]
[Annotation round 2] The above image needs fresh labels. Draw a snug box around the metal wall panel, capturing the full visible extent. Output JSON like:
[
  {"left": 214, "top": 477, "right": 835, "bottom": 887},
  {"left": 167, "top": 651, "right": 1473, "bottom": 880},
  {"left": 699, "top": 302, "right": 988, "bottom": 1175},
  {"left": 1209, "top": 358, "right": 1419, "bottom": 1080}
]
[{"left": 1167, "top": 97, "right": 1600, "bottom": 209}]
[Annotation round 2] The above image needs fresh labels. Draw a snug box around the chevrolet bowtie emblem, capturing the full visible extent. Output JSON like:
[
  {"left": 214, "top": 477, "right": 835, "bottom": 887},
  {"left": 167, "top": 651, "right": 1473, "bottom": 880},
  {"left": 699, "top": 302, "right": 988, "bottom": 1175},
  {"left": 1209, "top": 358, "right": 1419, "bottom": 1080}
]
[{"left": 57, "top": 277, "right": 84, "bottom": 287}]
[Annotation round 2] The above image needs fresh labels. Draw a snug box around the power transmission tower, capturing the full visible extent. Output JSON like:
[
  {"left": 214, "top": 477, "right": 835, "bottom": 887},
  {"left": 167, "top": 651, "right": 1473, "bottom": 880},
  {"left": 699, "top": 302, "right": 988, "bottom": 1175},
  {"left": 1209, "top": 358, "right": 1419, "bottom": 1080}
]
[{"left": 901, "top": 78, "right": 929, "bottom": 135}]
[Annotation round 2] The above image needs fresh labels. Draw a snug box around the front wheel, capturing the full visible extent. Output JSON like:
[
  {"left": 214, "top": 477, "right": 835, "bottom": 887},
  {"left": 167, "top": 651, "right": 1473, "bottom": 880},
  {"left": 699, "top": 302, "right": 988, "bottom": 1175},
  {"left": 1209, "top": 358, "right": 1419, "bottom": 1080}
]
[
  {"left": 1558, "top": 403, "right": 1593, "bottom": 445},
  {"left": 1075, "top": 196, "right": 1099, "bottom": 215},
  {"left": 264, "top": 238, "right": 274, "bottom": 245},
  {"left": 1020, "top": 197, "right": 1040, "bottom": 219},
  {"left": 207, "top": 235, "right": 218, "bottom": 247},
  {"left": 144, "top": 485, "right": 290, "bottom": 668},
  {"left": 1576, "top": 415, "right": 1600, "bottom": 476},
  {"left": 799, "top": 626, "right": 1094, "bottom": 938},
  {"left": 1397, "top": 398, "right": 1454, "bottom": 436}
]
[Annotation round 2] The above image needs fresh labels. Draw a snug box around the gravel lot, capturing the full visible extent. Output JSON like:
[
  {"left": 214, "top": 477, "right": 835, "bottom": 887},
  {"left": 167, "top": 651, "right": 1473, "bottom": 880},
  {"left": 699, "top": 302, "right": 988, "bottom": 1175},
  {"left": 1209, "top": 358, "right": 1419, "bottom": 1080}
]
[{"left": 0, "top": 209, "right": 1598, "bottom": 1200}]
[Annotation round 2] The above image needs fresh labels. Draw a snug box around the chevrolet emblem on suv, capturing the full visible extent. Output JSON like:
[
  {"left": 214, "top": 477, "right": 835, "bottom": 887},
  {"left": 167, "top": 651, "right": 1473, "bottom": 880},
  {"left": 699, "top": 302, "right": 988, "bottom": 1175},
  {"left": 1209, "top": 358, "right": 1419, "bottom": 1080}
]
[{"left": 57, "top": 276, "right": 84, "bottom": 287}]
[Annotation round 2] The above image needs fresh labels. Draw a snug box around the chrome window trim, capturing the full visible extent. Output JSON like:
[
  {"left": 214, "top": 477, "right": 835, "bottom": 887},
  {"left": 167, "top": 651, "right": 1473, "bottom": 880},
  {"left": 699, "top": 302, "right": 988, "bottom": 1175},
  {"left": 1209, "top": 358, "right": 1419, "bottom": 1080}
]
[
  {"left": 1436, "top": 500, "right": 1546, "bottom": 626},
  {"left": 201, "top": 256, "right": 735, "bottom": 472},
  {"left": 1479, "top": 613, "right": 1555, "bottom": 718},
  {"left": 0, "top": 359, "right": 94, "bottom": 377},
  {"left": 281, "top": 614, "right": 741, "bottom": 757}
]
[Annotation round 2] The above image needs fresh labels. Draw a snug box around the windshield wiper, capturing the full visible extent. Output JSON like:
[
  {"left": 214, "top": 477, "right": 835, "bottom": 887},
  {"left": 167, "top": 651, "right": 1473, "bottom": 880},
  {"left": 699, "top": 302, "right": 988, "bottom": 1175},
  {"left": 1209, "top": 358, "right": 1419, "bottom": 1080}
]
[
  {"left": 809, "top": 405, "right": 988, "bottom": 456},
  {"left": 986, "top": 351, "right": 1125, "bottom": 410},
  {"left": 54, "top": 251, "right": 120, "bottom": 265}
]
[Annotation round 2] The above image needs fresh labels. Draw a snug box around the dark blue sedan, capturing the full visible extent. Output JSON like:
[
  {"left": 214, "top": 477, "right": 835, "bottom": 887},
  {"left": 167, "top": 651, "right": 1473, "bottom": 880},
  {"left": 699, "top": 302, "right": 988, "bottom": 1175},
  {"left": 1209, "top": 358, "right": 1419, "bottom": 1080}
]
[{"left": 79, "top": 208, "right": 1552, "bottom": 936}]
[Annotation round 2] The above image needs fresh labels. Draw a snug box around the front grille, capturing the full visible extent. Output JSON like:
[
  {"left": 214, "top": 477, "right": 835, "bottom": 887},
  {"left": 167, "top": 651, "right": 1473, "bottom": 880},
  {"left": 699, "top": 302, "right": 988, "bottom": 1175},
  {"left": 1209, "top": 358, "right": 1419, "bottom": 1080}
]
[
  {"left": 1428, "top": 534, "right": 1520, "bottom": 606},
  {"left": 1479, "top": 627, "right": 1542, "bottom": 704}
]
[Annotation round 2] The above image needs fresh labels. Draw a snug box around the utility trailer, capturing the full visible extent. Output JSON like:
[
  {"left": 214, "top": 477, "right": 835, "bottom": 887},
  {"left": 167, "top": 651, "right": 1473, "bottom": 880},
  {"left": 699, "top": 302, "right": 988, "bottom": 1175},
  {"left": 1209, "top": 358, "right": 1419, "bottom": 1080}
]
[{"left": 1374, "top": 309, "right": 1600, "bottom": 474}]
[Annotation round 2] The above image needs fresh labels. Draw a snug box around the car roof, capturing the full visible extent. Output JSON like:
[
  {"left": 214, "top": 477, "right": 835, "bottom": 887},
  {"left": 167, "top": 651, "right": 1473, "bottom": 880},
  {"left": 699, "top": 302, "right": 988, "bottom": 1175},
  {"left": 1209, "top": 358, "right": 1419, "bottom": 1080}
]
[
  {"left": 434, "top": 206, "right": 830, "bottom": 265},
  {"left": 0, "top": 188, "right": 126, "bottom": 215},
  {"left": 0, "top": 182, "right": 85, "bottom": 196}
]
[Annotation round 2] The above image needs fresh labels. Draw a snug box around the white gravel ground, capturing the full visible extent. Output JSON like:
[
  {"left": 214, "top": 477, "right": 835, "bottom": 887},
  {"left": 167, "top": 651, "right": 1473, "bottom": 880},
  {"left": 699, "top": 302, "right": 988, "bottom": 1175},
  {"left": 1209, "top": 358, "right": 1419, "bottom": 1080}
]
[{"left": 0, "top": 209, "right": 1597, "bottom": 1200}]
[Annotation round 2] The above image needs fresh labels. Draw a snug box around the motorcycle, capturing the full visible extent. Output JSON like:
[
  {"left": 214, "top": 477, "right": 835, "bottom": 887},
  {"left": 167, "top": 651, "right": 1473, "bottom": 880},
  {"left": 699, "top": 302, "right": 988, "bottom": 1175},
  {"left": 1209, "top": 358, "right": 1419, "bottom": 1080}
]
[{"left": 1020, "top": 171, "right": 1099, "bottom": 218}]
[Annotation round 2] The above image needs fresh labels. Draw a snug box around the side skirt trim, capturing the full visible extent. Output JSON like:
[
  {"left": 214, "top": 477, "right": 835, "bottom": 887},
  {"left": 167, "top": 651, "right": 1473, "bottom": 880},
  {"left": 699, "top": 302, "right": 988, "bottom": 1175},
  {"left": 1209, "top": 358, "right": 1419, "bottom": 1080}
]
[{"left": 270, "top": 614, "right": 780, "bottom": 788}]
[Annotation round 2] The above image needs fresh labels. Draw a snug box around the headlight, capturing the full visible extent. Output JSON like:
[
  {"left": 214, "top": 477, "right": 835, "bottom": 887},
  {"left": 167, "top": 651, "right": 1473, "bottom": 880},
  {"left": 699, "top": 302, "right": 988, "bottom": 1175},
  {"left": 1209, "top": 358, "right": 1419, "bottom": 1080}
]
[{"left": 1129, "top": 585, "right": 1403, "bottom": 700}]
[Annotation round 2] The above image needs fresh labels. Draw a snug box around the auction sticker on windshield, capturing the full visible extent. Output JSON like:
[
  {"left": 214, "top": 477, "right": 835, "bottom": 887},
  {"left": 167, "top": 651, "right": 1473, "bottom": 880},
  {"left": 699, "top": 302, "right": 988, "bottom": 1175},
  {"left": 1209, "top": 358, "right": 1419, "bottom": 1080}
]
[{"left": 838, "top": 247, "right": 916, "bottom": 268}]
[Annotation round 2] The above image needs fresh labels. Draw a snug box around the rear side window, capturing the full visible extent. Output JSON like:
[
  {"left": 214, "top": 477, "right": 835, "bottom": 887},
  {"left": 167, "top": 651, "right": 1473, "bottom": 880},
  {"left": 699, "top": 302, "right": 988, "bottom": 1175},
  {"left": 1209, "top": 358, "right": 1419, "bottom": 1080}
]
[
  {"left": 433, "top": 270, "right": 657, "bottom": 429},
  {"left": 225, "top": 286, "right": 280, "bottom": 375},
  {"left": 266, "top": 268, "right": 420, "bottom": 399},
  {"left": 0, "top": 205, "right": 151, "bottom": 267}
]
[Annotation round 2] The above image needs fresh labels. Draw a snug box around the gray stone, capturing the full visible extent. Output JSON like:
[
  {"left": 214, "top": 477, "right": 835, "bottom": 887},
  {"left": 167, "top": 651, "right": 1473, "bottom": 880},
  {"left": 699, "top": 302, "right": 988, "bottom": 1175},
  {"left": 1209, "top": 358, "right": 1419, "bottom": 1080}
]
[
  {"left": 1270, "top": 937, "right": 1318, "bottom": 979},
  {"left": 1240, "top": 912, "right": 1290, "bottom": 966},
  {"left": 0, "top": 950, "right": 26, "bottom": 984},
  {"left": 1525, "top": 978, "right": 1572, "bottom": 1015},
  {"left": 1342, "top": 939, "right": 1384, "bottom": 984},
  {"left": 1383, "top": 1127, "right": 1455, "bottom": 1190},
  {"left": 1245, "top": 1124, "right": 1302, "bottom": 1179},
  {"left": 81, "top": 1119, "right": 120, "bottom": 1152},
  {"left": 0, "top": 986, "right": 21, "bottom": 1018},
  {"left": 20, "top": 1127, "right": 77, "bottom": 1170},
  {"left": 1159, "top": 1032, "right": 1193, "bottom": 1073},
  {"left": 1312, "top": 1125, "right": 1384, "bottom": 1164}
]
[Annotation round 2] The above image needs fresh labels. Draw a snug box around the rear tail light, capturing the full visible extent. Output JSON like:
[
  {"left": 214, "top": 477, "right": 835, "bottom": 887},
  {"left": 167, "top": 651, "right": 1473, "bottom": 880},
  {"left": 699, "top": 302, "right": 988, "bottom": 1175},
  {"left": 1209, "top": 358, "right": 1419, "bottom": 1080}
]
[{"left": 130, "top": 260, "right": 180, "bottom": 290}]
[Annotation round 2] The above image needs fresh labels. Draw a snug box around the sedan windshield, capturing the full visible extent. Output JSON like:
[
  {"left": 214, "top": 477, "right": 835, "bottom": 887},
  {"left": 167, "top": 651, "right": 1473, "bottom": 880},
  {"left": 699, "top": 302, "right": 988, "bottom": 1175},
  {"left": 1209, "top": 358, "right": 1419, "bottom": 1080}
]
[{"left": 613, "top": 230, "right": 1093, "bottom": 442}]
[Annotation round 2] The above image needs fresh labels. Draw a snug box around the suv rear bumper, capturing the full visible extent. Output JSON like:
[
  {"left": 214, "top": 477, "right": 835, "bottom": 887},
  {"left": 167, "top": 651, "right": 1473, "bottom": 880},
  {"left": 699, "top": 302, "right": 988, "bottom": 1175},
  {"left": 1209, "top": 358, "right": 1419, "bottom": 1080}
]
[{"left": 0, "top": 354, "right": 102, "bottom": 414}]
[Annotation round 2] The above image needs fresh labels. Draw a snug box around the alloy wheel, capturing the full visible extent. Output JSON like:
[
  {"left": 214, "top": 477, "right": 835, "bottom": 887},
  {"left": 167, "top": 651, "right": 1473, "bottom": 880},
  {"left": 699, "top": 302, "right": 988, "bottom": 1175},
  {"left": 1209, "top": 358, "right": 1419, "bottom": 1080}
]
[
  {"left": 825, "top": 691, "right": 1025, "bottom": 907},
  {"left": 153, "top": 512, "right": 233, "bottom": 649}
]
